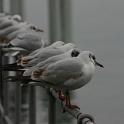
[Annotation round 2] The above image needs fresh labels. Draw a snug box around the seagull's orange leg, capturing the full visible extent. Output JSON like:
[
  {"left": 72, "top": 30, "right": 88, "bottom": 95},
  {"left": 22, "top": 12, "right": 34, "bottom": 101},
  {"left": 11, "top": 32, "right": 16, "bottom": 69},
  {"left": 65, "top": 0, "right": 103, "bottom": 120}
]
[
  {"left": 65, "top": 91, "right": 80, "bottom": 109},
  {"left": 52, "top": 89, "right": 65, "bottom": 100},
  {"left": 58, "top": 90, "right": 65, "bottom": 100}
]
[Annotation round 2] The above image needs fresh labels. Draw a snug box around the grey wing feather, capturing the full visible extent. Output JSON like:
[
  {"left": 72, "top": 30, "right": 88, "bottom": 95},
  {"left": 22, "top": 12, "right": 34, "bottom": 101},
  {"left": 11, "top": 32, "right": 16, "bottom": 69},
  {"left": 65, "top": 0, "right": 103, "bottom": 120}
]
[{"left": 43, "top": 58, "right": 83, "bottom": 78}]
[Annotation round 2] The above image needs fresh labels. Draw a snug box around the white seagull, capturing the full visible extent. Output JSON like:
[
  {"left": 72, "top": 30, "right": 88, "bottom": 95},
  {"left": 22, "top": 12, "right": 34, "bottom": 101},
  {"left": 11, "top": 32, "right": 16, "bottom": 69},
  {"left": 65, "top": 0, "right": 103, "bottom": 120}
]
[
  {"left": 23, "top": 48, "right": 82, "bottom": 76},
  {"left": 0, "top": 15, "right": 12, "bottom": 23},
  {"left": 9, "top": 32, "right": 44, "bottom": 51},
  {"left": 2, "top": 41, "right": 65, "bottom": 70},
  {"left": 0, "top": 22, "right": 28, "bottom": 43},
  {"left": 31, "top": 51, "right": 104, "bottom": 109},
  {"left": 29, "top": 41, "right": 65, "bottom": 56},
  {"left": 5, "top": 23, "right": 43, "bottom": 42},
  {"left": 0, "top": 14, "right": 22, "bottom": 30},
  {"left": 2, "top": 32, "right": 44, "bottom": 56},
  {"left": 20, "top": 43, "right": 77, "bottom": 67},
  {"left": 0, "top": 13, "right": 8, "bottom": 17}
]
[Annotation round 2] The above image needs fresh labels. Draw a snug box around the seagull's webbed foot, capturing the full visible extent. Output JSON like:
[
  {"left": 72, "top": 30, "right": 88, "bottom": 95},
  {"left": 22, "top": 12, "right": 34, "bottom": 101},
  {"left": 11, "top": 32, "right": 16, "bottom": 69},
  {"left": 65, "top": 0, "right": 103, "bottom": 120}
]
[{"left": 65, "top": 104, "right": 80, "bottom": 110}]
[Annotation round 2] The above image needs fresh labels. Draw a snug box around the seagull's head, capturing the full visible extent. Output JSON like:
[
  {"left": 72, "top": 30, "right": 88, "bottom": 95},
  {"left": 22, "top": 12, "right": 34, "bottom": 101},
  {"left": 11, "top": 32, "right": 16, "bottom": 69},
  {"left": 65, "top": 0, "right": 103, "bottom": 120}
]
[
  {"left": 12, "top": 15, "right": 22, "bottom": 22},
  {"left": 30, "top": 25, "right": 44, "bottom": 32},
  {"left": 80, "top": 51, "right": 104, "bottom": 68},
  {"left": 60, "top": 43, "right": 77, "bottom": 51},
  {"left": 70, "top": 48, "right": 82, "bottom": 57},
  {"left": 50, "top": 41, "right": 65, "bottom": 48}
]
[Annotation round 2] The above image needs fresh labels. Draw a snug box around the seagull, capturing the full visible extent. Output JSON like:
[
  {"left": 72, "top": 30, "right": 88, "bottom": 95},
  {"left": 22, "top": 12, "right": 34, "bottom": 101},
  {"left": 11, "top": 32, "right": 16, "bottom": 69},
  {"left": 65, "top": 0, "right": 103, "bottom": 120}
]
[
  {"left": 0, "top": 15, "right": 12, "bottom": 23},
  {"left": 20, "top": 43, "right": 77, "bottom": 67},
  {"left": 0, "top": 23, "right": 43, "bottom": 43},
  {"left": 23, "top": 48, "right": 82, "bottom": 76},
  {"left": 0, "top": 22, "right": 28, "bottom": 43},
  {"left": 2, "top": 41, "right": 65, "bottom": 71},
  {"left": 9, "top": 32, "right": 44, "bottom": 51},
  {"left": 17, "top": 41, "right": 66, "bottom": 67},
  {"left": 0, "top": 14, "right": 22, "bottom": 30},
  {"left": 5, "top": 23, "right": 43, "bottom": 42},
  {"left": 2, "top": 32, "right": 44, "bottom": 56},
  {"left": 0, "top": 13, "right": 7, "bottom": 17},
  {"left": 31, "top": 51, "right": 104, "bottom": 109},
  {"left": 29, "top": 41, "right": 65, "bottom": 56}
]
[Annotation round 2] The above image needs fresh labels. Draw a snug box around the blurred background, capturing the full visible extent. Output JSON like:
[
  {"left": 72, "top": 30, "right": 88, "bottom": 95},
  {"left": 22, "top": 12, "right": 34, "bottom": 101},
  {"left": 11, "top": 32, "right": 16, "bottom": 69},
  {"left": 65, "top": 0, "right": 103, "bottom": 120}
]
[{"left": 1, "top": 0, "right": 124, "bottom": 124}]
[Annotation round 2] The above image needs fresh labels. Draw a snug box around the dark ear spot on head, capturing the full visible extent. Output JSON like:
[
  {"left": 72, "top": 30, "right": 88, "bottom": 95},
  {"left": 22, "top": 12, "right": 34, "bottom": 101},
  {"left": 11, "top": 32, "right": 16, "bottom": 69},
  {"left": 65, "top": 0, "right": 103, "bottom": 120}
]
[
  {"left": 71, "top": 50, "right": 80, "bottom": 57},
  {"left": 89, "top": 54, "right": 91, "bottom": 58},
  {"left": 89, "top": 53, "right": 96, "bottom": 60},
  {"left": 31, "top": 26, "right": 36, "bottom": 30}
]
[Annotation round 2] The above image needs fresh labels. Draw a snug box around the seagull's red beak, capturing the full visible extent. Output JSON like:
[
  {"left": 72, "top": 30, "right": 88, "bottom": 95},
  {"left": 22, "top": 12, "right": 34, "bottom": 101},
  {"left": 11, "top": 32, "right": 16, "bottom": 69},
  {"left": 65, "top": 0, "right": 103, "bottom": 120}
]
[{"left": 95, "top": 61, "right": 104, "bottom": 68}]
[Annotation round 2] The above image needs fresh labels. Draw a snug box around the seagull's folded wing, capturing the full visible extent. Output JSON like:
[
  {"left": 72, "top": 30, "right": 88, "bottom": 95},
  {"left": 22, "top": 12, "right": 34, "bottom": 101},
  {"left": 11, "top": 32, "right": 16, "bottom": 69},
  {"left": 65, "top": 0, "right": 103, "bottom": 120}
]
[{"left": 42, "top": 58, "right": 84, "bottom": 84}]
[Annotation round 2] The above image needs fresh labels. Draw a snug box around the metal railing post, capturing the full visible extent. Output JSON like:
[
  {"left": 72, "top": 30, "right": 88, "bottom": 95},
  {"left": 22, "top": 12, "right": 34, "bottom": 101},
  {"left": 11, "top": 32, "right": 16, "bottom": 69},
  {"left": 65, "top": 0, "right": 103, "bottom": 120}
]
[
  {"left": 47, "top": 1, "right": 73, "bottom": 123},
  {"left": 3, "top": 81, "right": 9, "bottom": 115},
  {"left": 29, "top": 85, "right": 36, "bottom": 124},
  {"left": 3, "top": 57, "right": 9, "bottom": 116},
  {"left": 47, "top": 88, "right": 56, "bottom": 124},
  {"left": 15, "top": 81, "right": 21, "bottom": 124},
  {"left": 0, "top": 47, "right": 3, "bottom": 124},
  {"left": 10, "top": 0, "right": 24, "bottom": 19},
  {"left": 0, "top": 0, "right": 3, "bottom": 12},
  {"left": 60, "top": 0, "right": 73, "bottom": 43},
  {"left": 9, "top": 1, "right": 24, "bottom": 124},
  {"left": 18, "top": 0, "right": 24, "bottom": 19},
  {"left": 0, "top": 47, "right": 3, "bottom": 105},
  {"left": 10, "top": 0, "right": 19, "bottom": 15},
  {"left": 48, "top": 0, "right": 72, "bottom": 43},
  {"left": 48, "top": 0, "right": 62, "bottom": 43}
]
